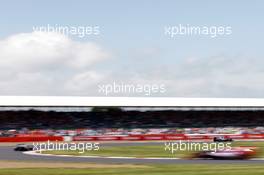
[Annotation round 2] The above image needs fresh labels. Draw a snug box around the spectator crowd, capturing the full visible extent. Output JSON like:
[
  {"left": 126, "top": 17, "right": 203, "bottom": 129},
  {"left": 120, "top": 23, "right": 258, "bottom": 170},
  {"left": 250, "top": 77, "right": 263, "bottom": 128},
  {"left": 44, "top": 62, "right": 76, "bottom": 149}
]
[{"left": 0, "top": 109, "right": 263, "bottom": 137}]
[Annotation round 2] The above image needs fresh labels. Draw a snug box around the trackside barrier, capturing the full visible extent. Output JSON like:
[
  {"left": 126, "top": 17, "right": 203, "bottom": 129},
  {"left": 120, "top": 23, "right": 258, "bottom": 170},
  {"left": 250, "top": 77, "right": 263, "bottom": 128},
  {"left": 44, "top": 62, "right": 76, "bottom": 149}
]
[
  {"left": 73, "top": 134, "right": 264, "bottom": 141},
  {"left": 1, "top": 134, "right": 264, "bottom": 142},
  {"left": 0, "top": 136, "right": 63, "bottom": 142}
]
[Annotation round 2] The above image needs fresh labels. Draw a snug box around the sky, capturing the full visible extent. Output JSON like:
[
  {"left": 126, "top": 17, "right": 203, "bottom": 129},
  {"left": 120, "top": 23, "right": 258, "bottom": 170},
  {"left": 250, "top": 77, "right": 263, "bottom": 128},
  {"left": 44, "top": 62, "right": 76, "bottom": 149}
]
[{"left": 0, "top": 0, "right": 263, "bottom": 97}]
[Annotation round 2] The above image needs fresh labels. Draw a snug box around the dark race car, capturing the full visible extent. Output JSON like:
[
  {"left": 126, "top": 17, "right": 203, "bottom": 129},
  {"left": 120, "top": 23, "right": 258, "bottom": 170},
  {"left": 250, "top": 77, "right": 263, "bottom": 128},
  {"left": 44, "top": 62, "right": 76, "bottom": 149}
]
[
  {"left": 213, "top": 136, "right": 233, "bottom": 142},
  {"left": 193, "top": 147, "right": 258, "bottom": 160},
  {"left": 14, "top": 144, "right": 34, "bottom": 151}
]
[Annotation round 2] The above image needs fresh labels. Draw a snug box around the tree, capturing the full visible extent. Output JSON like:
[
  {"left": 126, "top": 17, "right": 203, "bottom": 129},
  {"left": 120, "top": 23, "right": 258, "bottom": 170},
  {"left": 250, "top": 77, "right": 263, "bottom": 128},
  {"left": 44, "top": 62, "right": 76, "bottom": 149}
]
[{"left": 91, "top": 106, "right": 123, "bottom": 112}]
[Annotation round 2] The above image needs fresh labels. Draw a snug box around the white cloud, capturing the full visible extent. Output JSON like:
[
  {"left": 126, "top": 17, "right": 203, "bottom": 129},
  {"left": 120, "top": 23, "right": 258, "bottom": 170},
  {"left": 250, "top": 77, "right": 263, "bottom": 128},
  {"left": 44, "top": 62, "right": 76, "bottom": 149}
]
[
  {"left": 109, "top": 55, "right": 264, "bottom": 98},
  {"left": 65, "top": 71, "right": 104, "bottom": 92},
  {"left": 0, "top": 31, "right": 263, "bottom": 97},
  {"left": 0, "top": 32, "right": 109, "bottom": 95},
  {"left": 0, "top": 32, "right": 108, "bottom": 70},
  {"left": 154, "top": 55, "right": 264, "bottom": 97}
]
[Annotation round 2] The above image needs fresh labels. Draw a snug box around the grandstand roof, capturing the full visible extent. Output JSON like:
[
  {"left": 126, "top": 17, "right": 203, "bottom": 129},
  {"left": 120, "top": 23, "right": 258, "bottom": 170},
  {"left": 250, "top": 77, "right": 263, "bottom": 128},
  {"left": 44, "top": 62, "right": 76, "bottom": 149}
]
[{"left": 1, "top": 96, "right": 264, "bottom": 110}]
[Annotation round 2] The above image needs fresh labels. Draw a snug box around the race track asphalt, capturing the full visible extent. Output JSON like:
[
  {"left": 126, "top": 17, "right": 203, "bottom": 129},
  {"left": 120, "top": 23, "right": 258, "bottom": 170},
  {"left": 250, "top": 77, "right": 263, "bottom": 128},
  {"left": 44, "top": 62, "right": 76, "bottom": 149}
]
[{"left": 1, "top": 142, "right": 264, "bottom": 164}]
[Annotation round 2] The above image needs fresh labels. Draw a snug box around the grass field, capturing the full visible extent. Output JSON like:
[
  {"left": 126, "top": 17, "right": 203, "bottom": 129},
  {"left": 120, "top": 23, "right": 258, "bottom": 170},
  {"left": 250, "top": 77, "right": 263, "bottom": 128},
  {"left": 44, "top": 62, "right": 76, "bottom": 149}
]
[
  {"left": 0, "top": 164, "right": 264, "bottom": 175},
  {"left": 43, "top": 141, "right": 264, "bottom": 158}
]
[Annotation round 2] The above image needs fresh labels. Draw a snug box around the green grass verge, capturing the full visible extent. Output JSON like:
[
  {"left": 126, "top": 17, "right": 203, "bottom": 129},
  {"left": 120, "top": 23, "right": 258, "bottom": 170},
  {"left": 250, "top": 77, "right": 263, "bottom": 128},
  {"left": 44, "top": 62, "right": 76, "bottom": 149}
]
[
  {"left": 43, "top": 141, "right": 264, "bottom": 158},
  {"left": 0, "top": 164, "right": 264, "bottom": 175}
]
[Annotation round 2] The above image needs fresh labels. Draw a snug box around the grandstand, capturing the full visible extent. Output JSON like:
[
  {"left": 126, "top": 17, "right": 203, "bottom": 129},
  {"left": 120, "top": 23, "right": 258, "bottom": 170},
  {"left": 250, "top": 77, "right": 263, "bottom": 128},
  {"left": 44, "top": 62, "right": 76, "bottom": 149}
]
[{"left": 0, "top": 107, "right": 263, "bottom": 137}]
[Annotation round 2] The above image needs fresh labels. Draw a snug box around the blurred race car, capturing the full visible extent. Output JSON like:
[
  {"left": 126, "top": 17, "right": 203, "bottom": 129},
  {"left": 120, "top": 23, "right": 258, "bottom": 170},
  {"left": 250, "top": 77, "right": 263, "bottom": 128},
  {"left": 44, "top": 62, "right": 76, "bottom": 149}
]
[
  {"left": 193, "top": 147, "right": 258, "bottom": 160},
  {"left": 14, "top": 144, "right": 34, "bottom": 151},
  {"left": 213, "top": 136, "right": 233, "bottom": 142}
]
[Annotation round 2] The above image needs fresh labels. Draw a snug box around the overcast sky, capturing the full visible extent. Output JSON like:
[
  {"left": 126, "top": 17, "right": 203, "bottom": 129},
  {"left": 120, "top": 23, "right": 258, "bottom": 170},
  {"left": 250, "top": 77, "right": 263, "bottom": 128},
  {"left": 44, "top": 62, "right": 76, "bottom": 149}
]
[{"left": 0, "top": 0, "right": 264, "bottom": 97}]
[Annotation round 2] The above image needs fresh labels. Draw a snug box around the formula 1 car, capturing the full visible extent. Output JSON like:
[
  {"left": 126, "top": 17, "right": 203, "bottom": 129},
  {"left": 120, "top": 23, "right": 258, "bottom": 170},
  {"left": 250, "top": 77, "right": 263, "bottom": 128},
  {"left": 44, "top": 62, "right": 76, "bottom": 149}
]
[
  {"left": 213, "top": 136, "right": 233, "bottom": 142},
  {"left": 14, "top": 144, "right": 34, "bottom": 151},
  {"left": 193, "top": 147, "right": 258, "bottom": 160}
]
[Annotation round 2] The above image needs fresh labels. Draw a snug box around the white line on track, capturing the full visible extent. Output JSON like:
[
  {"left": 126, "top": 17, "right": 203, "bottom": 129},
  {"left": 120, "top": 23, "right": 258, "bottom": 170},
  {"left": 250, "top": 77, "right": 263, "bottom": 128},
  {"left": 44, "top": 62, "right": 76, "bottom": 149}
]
[
  {"left": 23, "top": 151, "right": 264, "bottom": 161},
  {"left": 23, "top": 151, "right": 181, "bottom": 160}
]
